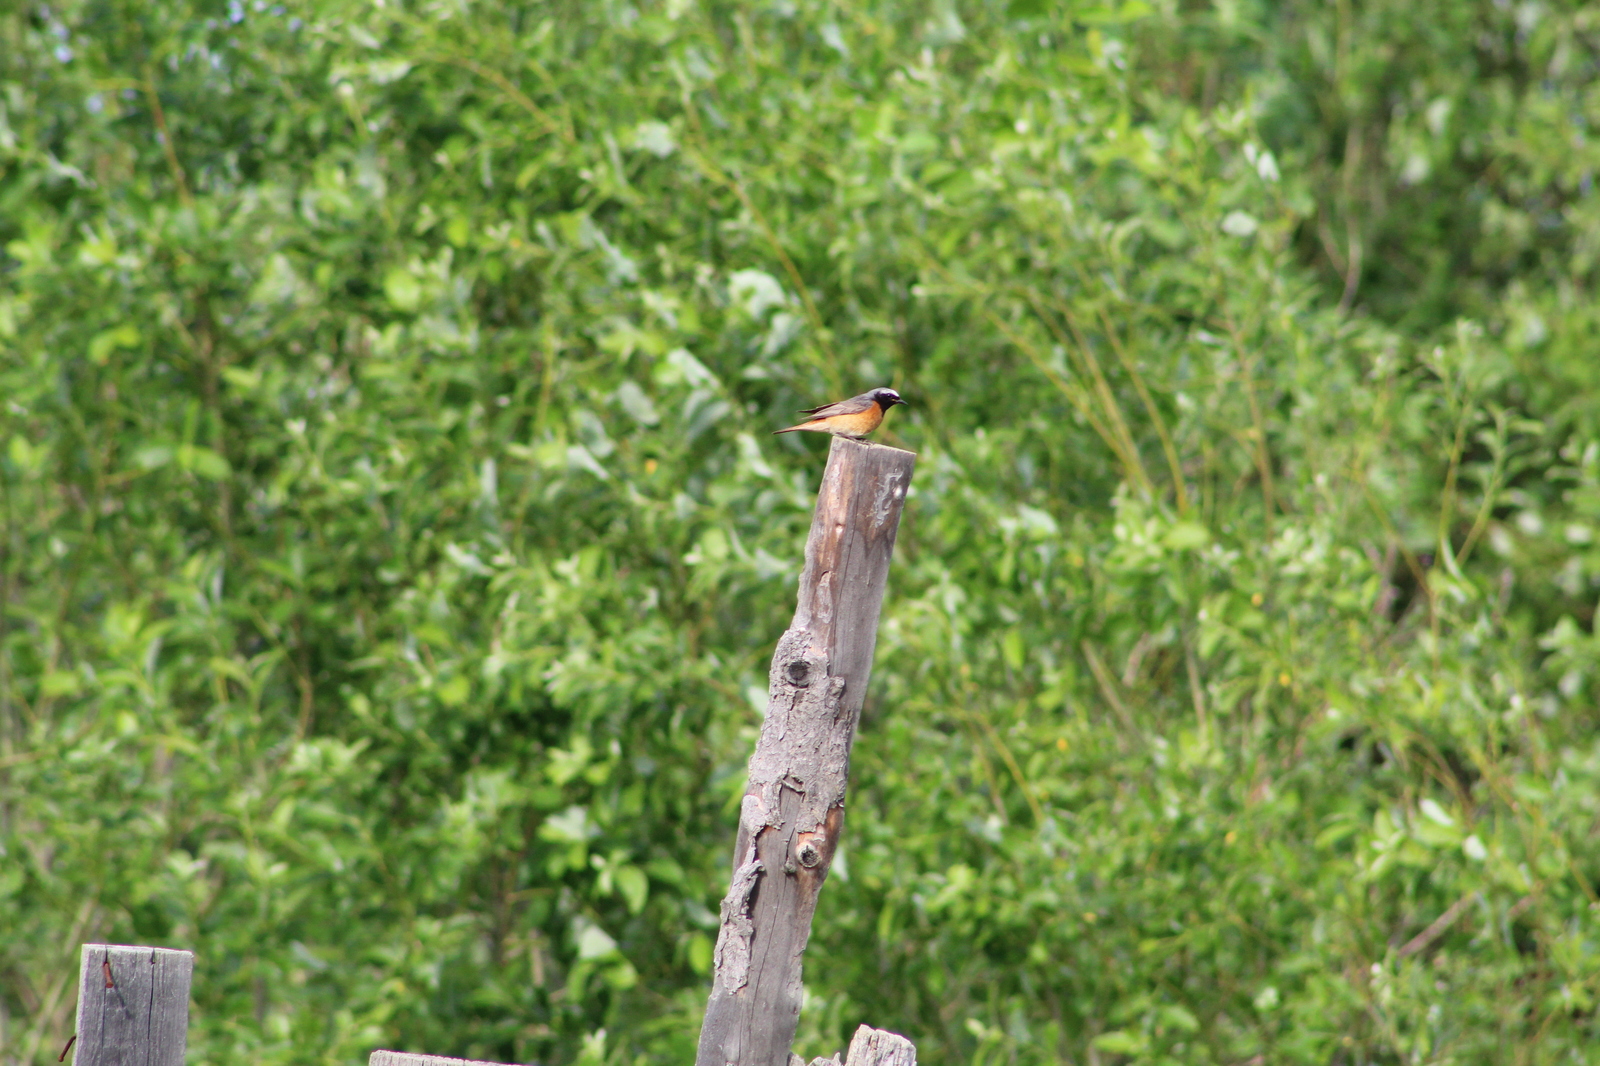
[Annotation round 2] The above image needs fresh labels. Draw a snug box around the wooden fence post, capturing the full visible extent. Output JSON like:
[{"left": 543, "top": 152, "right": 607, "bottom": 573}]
[
  {"left": 809, "top": 1025, "right": 917, "bottom": 1066},
  {"left": 695, "top": 437, "right": 917, "bottom": 1066},
  {"left": 369, "top": 1053, "right": 514, "bottom": 1066},
  {"left": 70, "top": 944, "right": 193, "bottom": 1066}
]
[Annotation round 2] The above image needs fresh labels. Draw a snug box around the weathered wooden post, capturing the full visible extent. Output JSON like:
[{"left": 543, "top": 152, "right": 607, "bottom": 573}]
[
  {"left": 70, "top": 944, "right": 194, "bottom": 1066},
  {"left": 696, "top": 437, "right": 918, "bottom": 1066},
  {"left": 832, "top": 1025, "right": 917, "bottom": 1066},
  {"left": 369, "top": 1053, "right": 511, "bottom": 1066}
]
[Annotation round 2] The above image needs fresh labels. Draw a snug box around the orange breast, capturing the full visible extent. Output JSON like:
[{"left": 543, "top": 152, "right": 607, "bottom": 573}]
[{"left": 812, "top": 407, "right": 883, "bottom": 437}]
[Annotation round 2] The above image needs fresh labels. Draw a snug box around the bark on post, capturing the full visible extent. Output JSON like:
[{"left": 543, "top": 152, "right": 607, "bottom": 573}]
[
  {"left": 696, "top": 437, "right": 916, "bottom": 1066},
  {"left": 71, "top": 944, "right": 194, "bottom": 1066}
]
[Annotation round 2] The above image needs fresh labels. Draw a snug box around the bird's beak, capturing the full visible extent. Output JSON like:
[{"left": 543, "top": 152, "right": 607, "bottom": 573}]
[{"left": 892, "top": 397, "right": 908, "bottom": 406}]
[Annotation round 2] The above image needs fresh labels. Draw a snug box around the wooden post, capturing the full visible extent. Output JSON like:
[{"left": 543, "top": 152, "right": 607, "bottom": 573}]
[
  {"left": 696, "top": 438, "right": 916, "bottom": 1066},
  {"left": 370, "top": 1053, "right": 515, "bottom": 1066},
  {"left": 800, "top": 1025, "right": 917, "bottom": 1066},
  {"left": 71, "top": 944, "right": 194, "bottom": 1066}
]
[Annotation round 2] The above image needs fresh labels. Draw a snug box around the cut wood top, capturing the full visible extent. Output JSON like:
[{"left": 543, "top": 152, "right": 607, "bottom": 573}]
[{"left": 73, "top": 944, "right": 194, "bottom": 1066}]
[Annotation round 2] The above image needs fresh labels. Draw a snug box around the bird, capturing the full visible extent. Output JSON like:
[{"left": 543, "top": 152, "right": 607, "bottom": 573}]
[{"left": 773, "top": 387, "right": 906, "bottom": 440}]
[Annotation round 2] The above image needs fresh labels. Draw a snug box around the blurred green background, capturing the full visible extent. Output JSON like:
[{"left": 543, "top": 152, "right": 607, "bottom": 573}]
[{"left": 2, "top": 1, "right": 1598, "bottom": 1063}]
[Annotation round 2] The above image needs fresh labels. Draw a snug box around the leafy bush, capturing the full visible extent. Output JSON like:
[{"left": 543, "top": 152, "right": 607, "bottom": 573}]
[{"left": 2, "top": 1, "right": 1597, "bottom": 1064}]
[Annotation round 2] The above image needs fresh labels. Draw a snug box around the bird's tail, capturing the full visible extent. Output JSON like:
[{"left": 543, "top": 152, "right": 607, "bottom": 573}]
[{"left": 772, "top": 423, "right": 813, "bottom": 435}]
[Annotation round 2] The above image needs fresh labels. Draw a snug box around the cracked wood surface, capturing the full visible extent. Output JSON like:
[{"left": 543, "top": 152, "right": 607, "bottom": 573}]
[
  {"left": 72, "top": 944, "right": 193, "bottom": 1066},
  {"left": 696, "top": 438, "right": 916, "bottom": 1066}
]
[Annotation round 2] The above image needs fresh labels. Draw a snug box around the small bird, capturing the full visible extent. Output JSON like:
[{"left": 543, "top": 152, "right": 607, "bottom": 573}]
[{"left": 773, "top": 387, "right": 906, "bottom": 440}]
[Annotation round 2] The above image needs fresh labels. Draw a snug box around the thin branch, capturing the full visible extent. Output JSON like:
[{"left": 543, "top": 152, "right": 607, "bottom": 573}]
[
  {"left": 1357, "top": 481, "right": 1435, "bottom": 626},
  {"left": 142, "top": 66, "right": 193, "bottom": 207},
  {"left": 1396, "top": 891, "right": 1479, "bottom": 958},
  {"left": 423, "top": 54, "right": 573, "bottom": 143},
  {"left": 1024, "top": 292, "right": 1156, "bottom": 502},
  {"left": 957, "top": 685, "right": 1046, "bottom": 826},
  {"left": 1185, "top": 638, "right": 1210, "bottom": 746},
  {"left": 909, "top": 252, "right": 1153, "bottom": 490},
  {"left": 1081, "top": 640, "right": 1137, "bottom": 741},
  {"left": 1220, "top": 314, "right": 1278, "bottom": 533},
  {"left": 1093, "top": 304, "right": 1191, "bottom": 514}
]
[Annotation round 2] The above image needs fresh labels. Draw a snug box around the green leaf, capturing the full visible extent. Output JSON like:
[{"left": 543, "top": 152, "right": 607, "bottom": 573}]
[
  {"left": 576, "top": 923, "right": 618, "bottom": 960},
  {"left": 1003, "top": 629, "right": 1027, "bottom": 670},
  {"left": 222, "top": 366, "right": 262, "bottom": 392},
  {"left": 615, "top": 380, "right": 659, "bottom": 425},
  {"left": 1157, "top": 1004, "right": 1200, "bottom": 1032},
  {"left": 40, "top": 670, "right": 82, "bottom": 697},
  {"left": 383, "top": 268, "right": 422, "bottom": 312},
  {"left": 1091, "top": 1030, "right": 1147, "bottom": 1054},
  {"left": 89, "top": 324, "right": 140, "bottom": 364},
  {"left": 539, "top": 806, "right": 596, "bottom": 843},
  {"left": 1162, "top": 521, "right": 1211, "bottom": 550},
  {"left": 133, "top": 444, "right": 174, "bottom": 471},
  {"left": 436, "top": 675, "right": 470, "bottom": 707},
  {"left": 1419, "top": 798, "right": 1455, "bottom": 827},
  {"left": 687, "top": 933, "right": 713, "bottom": 975},
  {"left": 180, "top": 445, "right": 232, "bottom": 481},
  {"left": 7, "top": 435, "right": 42, "bottom": 475},
  {"left": 614, "top": 865, "right": 648, "bottom": 914}
]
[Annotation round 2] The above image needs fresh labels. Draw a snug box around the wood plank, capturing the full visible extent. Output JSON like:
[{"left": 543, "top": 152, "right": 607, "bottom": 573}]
[
  {"left": 696, "top": 438, "right": 916, "bottom": 1066},
  {"left": 72, "top": 944, "right": 193, "bottom": 1066}
]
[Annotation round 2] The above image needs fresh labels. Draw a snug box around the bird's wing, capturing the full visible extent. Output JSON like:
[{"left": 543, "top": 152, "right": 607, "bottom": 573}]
[{"left": 799, "top": 393, "right": 874, "bottom": 418}]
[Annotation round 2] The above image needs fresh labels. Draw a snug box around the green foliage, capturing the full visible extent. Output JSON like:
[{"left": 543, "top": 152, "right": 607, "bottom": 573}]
[{"left": 3, "top": 1, "right": 1598, "bottom": 1065}]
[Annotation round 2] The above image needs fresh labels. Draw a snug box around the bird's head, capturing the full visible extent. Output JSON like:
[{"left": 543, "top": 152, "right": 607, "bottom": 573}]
[{"left": 871, "top": 387, "right": 907, "bottom": 409}]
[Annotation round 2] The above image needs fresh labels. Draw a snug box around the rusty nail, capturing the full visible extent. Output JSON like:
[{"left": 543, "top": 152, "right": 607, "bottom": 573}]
[
  {"left": 102, "top": 959, "right": 113, "bottom": 988},
  {"left": 59, "top": 1035, "right": 76, "bottom": 1062}
]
